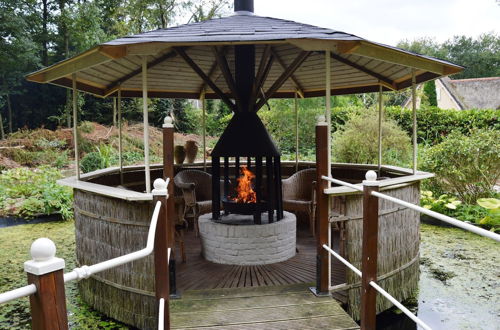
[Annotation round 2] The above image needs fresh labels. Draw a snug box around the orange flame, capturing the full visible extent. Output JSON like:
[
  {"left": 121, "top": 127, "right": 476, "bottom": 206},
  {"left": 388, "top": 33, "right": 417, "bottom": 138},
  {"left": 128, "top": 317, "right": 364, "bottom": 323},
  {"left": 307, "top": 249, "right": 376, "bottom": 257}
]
[{"left": 232, "top": 166, "right": 257, "bottom": 203}]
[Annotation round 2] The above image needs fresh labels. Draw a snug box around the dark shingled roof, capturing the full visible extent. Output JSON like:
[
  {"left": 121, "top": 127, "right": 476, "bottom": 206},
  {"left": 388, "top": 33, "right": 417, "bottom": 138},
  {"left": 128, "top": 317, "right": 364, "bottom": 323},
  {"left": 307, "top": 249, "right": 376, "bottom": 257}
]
[
  {"left": 105, "top": 14, "right": 361, "bottom": 44},
  {"left": 104, "top": 13, "right": 457, "bottom": 68}
]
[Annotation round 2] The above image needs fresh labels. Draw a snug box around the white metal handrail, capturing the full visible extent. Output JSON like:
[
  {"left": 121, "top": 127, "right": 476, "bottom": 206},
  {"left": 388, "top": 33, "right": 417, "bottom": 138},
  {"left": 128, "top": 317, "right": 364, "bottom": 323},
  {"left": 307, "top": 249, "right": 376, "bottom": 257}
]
[
  {"left": 370, "top": 190, "right": 500, "bottom": 242},
  {"left": 0, "top": 200, "right": 163, "bottom": 305},
  {"left": 321, "top": 175, "right": 500, "bottom": 242},
  {"left": 64, "top": 201, "right": 162, "bottom": 282},
  {"left": 322, "top": 244, "right": 432, "bottom": 330},
  {"left": 158, "top": 298, "right": 165, "bottom": 330},
  {"left": 322, "top": 175, "right": 363, "bottom": 192}
]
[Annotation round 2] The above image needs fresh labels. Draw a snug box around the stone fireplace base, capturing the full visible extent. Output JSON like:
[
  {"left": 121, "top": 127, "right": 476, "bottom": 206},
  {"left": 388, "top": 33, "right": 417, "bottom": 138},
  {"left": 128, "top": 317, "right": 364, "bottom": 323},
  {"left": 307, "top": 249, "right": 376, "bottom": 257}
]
[{"left": 198, "top": 211, "right": 296, "bottom": 265}]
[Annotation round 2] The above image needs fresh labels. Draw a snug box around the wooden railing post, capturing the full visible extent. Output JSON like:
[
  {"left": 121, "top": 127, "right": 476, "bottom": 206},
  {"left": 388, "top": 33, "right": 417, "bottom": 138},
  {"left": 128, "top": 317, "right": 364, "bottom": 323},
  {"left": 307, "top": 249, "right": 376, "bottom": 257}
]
[
  {"left": 361, "top": 170, "right": 379, "bottom": 330},
  {"left": 314, "top": 116, "right": 329, "bottom": 295},
  {"left": 162, "top": 116, "right": 177, "bottom": 296},
  {"left": 24, "top": 238, "right": 68, "bottom": 330},
  {"left": 152, "top": 178, "right": 170, "bottom": 330}
]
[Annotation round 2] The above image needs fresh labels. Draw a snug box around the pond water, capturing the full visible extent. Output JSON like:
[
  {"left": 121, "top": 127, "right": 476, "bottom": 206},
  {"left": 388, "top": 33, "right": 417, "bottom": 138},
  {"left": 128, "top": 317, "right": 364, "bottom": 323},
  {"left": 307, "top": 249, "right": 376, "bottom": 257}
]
[
  {"left": 378, "top": 223, "right": 499, "bottom": 330},
  {"left": 0, "top": 214, "right": 62, "bottom": 228}
]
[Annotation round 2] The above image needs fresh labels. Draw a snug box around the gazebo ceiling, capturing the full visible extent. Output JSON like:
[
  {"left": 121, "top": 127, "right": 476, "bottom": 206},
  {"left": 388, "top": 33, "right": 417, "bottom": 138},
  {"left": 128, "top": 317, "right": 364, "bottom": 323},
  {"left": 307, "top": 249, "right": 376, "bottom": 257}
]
[{"left": 26, "top": 12, "right": 463, "bottom": 100}]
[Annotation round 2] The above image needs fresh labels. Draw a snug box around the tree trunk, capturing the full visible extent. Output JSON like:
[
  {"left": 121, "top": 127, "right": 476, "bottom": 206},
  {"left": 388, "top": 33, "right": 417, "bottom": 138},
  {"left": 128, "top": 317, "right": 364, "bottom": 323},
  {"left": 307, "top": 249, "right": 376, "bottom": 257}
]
[
  {"left": 0, "top": 112, "right": 5, "bottom": 140},
  {"left": 42, "top": 0, "right": 49, "bottom": 66},
  {"left": 6, "top": 93, "right": 12, "bottom": 133}
]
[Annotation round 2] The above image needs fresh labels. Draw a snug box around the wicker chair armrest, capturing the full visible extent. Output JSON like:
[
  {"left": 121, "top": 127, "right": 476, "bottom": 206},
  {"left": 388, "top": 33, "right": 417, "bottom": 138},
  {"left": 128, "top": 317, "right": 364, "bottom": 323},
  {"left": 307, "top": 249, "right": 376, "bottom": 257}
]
[
  {"left": 176, "top": 182, "right": 195, "bottom": 190},
  {"left": 281, "top": 176, "right": 297, "bottom": 199}
]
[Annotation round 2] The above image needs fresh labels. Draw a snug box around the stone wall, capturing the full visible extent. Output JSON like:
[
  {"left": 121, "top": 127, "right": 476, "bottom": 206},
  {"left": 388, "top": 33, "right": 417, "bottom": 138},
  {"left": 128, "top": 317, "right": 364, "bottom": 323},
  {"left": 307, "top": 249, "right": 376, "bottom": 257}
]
[{"left": 199, "top": 212, "right": 296, "bottom": 265}]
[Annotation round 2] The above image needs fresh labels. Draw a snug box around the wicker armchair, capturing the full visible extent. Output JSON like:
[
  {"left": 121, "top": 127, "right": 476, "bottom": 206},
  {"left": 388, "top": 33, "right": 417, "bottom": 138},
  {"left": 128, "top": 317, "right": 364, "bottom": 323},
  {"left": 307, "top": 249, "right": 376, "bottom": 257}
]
[
  {"left": 282, "top": 169, "right": 317, "bottom": 236},
  {"left": 174, "top": 170, "right": 215, "bottom": 237}
]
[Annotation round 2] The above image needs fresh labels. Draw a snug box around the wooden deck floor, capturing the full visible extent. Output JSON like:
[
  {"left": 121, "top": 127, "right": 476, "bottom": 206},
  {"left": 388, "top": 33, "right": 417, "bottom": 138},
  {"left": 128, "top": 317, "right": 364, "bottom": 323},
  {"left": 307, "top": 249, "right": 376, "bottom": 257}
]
[
  {"left": 175, "top": 226, "right": 346, "bottom": 293},
  {"left": 170, "top": 283, "right": 359, "bottom": 330}
]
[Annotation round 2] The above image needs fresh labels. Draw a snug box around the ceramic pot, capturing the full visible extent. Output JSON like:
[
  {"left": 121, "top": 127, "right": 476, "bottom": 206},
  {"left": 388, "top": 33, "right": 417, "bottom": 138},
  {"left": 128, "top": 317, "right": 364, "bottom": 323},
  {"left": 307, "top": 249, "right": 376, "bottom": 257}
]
[
  {"left": 184, "top": 140, "right": 198, "bottom": 163},
  {"left": 174, "top": 145, "right": 186, "bottom": 164}
]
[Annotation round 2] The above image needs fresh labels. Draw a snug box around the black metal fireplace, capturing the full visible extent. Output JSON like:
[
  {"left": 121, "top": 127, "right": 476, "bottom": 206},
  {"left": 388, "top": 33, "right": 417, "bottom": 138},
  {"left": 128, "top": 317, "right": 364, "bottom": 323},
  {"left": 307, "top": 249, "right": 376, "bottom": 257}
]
[
  {"left": 211, "top": 112, "right": 284, "bottom": 224},
  {"left": 210, "top": 0, "right": 284, "bottom": 224}
]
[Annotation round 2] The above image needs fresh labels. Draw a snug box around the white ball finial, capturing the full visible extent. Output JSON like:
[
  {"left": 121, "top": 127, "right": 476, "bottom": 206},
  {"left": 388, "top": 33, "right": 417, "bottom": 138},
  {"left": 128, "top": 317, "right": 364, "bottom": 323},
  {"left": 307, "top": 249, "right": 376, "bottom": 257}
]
[
  {"left": 30, "top": 238, "right": 56, "bottom": 262},
  {"left": 317, "top": 115, "right": 327, "bottom": 126},
  {"left": 152, "top": 178, "right": 169, "bottom": 196},
  {"left": 163, "top": 116, "right": 174, "bottom": 128},
  {"left": 365, "top": 170, "right": 377, "bottom": 182},
  {"left": 153, "top": 178, "right": 167, "bottom": 191}
]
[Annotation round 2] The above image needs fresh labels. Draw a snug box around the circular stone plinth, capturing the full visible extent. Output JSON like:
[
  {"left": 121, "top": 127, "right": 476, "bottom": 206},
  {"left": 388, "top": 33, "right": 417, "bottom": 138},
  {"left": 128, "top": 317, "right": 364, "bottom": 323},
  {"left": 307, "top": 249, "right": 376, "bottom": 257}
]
[{"left": 198, "top": 212, "right": 296, "bottom": 265}]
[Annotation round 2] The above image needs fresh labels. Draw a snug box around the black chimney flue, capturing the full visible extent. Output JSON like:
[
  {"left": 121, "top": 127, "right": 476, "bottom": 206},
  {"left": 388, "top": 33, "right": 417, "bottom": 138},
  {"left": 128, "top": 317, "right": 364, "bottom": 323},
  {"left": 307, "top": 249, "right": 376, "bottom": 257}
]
[{"left": 234, "top": 0, "right": 254, "bottom": 13}]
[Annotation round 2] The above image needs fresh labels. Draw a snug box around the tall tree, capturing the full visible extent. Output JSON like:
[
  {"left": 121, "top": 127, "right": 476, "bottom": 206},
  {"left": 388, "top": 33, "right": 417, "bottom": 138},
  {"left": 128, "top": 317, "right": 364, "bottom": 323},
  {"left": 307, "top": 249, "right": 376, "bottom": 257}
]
[{"left": 0, "top": 0, "right": 39, "bottom": 134}]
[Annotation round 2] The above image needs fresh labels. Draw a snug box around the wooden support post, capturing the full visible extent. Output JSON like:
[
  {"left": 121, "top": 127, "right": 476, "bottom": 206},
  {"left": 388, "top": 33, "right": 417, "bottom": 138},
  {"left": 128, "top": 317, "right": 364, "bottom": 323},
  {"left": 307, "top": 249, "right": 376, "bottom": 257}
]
[
  {"left": 118, "top": 86, "right": 123, "bottom": 185},
  {"left": 377, "top": 84, "right": 383, "bottom": 174},
  {"left": 201, "top": 91, "right": 207, "bottom": 171},
  {"left": 411, "top": 69, "right": 418, "bottom": 174},
  {"left": 72, "top": 73, "right": 80, "bottom": 180},
  {"left": 162, "top": 116, "right": 176, "bottom": 297},
  {"left": 24, "top": 238, "right": 68, "bottom": 330},
  {"left": 361, "top": 171, "right": 379, "bottom": 330},
  {"left": 314, "top": 117, "right": 329, "bottom": 295},
  {"left": 143, "top": 56, "right": 151, "bottom": 193},
  {"left": 152, "top": 179, "right": 170, "bottom": 330}
]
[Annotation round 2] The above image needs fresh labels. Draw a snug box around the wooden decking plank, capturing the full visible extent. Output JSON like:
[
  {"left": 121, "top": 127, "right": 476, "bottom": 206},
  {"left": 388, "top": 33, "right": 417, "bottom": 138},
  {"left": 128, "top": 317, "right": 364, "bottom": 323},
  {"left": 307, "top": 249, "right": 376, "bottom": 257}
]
[
  {"left": 171, "top": 284, "right": 359, "bottom": 330},
  {"left": 174, "top": 316, "right": 360, "bottom": 330},
  {"left": 171, "top": 300, "right": 351, "bottom": 328},
  {"left": 171, "top": 293, "right": 332, "bottom": 314},
  {"left": 181, "top": 283, "right": 313, "bottom": 300}
]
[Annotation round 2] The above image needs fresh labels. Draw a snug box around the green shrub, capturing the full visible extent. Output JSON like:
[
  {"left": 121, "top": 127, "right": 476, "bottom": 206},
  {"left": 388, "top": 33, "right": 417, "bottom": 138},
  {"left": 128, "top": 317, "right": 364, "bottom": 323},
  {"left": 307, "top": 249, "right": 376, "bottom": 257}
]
[
  {"left": 80, "top": 152, "right": 104, "bottom": 173},
  {"left": 385, "top": 106, "right": 499, "bottom": 145},
  {"left": 80, "top": 144, "right": 118, "bottom": 173},
  {"left": 331, "top": 110, "right": 412, "bottom": 166},
  {"left": 422, "top": 129, "right": 500, "bottom": 204},
  {"left": 259, "top": 106, "right": 324, "bottom": 157},
  {"left": 3, "top": 148, "right": 69, "bottom": 168},
  {"left": 79, "top": 121, "right": 95, "bottom": 133},
  {"left": 0, "top": 167, "right": 73, "bottom": 219}
]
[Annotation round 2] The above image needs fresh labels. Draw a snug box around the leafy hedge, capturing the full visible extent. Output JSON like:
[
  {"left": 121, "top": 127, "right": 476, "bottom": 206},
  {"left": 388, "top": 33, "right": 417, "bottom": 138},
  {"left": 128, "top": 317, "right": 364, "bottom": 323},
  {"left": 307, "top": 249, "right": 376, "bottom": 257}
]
[
  {"left": 421, "top": 129, "right": 500, "bottom": 204},
  {"left": 383, "top": 106, "right": 499, "bottom": 145}
]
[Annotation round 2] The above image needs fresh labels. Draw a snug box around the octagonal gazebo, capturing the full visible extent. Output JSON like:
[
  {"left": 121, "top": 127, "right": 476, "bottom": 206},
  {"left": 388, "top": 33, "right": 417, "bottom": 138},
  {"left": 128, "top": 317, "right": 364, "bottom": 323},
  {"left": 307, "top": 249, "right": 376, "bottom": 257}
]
[{"left": 27, "top": 0, "right": 462, "bottom": 328}]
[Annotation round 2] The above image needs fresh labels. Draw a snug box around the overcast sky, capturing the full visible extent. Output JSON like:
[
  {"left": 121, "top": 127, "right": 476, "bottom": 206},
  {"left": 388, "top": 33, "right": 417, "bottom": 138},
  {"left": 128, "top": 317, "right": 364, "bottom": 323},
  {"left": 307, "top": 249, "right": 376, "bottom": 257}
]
[{"left": 253, "top": 0, "right": 500, "bottom": 46}]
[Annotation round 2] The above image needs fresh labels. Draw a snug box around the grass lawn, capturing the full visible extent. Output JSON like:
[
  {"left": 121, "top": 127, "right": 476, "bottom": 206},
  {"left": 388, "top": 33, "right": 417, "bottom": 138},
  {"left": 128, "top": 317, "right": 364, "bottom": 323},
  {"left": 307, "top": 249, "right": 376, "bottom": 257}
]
[{"left": 0, "top": 220, "right": 128, "bottom": 329}]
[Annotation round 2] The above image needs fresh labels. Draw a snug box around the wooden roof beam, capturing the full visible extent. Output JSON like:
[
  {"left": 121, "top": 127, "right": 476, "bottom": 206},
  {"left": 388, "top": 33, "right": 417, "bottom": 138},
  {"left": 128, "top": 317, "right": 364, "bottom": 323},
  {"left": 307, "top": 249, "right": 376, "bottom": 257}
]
[
  {"left": 103, "top": 49, "right": 178, "bottom": 97},
  {"left": 198, "top": 46, "right": 228, "bottom": 98},
  {"left": 329, "top": 53, "right": 396, "bottom": 90},
  {"left": 213, "top": 46, "right": 241, "bottom": 111},
  {"left": 250, "top": 45, "right": 273, "bottom": 108},
  {"left": 271, "top": 47, "right": 305, "bottom": 98},
  {"left": 175, "top": 47, "right": 236, "bottom": 111},
  {"left": 255, "top": 51, "right": 311, "bottom": 111}
]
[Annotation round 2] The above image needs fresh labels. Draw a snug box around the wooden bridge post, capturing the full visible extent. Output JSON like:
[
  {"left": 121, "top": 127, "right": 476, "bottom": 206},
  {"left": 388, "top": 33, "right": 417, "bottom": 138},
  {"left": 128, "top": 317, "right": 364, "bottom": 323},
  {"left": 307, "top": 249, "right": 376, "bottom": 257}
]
[
  {"left": 153, "top": 178, "right": 171, "bottom": 330},
  {"left": 361, "top": 171, "right": 380, "bottom": 330},
  {"left": 163, "top": 116, "right": 177, "bottom": 296},
  {"left": 314, "top": 117, "right": 329, "bottom": 295},
  {"left": 24, "top": 238, "right": 68, "bottom": 330}
]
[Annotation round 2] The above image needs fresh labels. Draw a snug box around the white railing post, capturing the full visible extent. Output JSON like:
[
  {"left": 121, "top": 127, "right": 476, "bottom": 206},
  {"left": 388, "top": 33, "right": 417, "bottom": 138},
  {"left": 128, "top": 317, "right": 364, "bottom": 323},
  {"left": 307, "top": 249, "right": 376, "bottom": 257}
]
[
  {"left": 152, "top": 178, "right": 170, "bottom": 330},
  {"left": 361, "top": 170, "right": 379, "bottom": 330},
  {"left": 24, "top": 238, "right": 68, "bottom": 330}
]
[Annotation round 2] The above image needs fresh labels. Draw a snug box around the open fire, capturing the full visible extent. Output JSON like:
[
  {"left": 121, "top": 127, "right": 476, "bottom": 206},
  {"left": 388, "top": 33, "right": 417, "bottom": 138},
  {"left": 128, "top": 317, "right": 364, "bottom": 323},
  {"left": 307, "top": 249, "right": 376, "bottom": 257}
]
[{"left": 231, "top": 166, "right": 257, "bottom": 203}]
